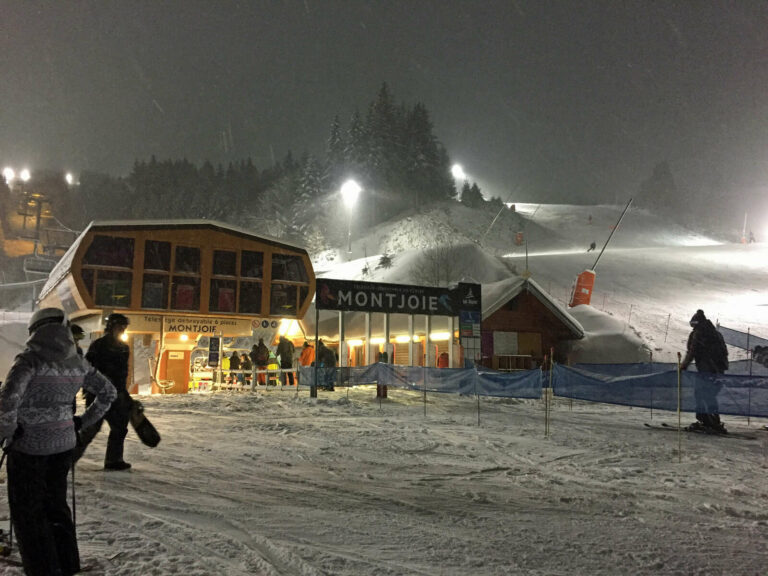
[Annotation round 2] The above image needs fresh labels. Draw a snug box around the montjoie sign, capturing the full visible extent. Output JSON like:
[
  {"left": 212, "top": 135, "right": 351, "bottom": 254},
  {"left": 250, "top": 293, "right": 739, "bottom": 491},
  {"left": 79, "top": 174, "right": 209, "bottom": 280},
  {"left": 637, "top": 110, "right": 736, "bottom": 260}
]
[{"left": 315, "top": 279, "right": 481, "bottom": 316}]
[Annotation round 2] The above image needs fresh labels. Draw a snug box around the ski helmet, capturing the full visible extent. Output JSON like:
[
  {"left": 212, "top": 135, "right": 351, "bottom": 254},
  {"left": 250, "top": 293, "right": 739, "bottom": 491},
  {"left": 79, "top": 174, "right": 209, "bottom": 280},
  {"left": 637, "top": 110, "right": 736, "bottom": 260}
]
[
  {"left": 105, "top": 313, "right": 130, "bottom": 330},
  {"left": 28, "top": 308, "right": 69, "bottom": 333}
]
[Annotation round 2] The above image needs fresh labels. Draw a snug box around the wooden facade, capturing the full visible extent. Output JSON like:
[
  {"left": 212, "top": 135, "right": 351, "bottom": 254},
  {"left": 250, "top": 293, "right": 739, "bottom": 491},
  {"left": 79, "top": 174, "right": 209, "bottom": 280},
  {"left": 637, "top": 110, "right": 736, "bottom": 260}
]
[
  {"left": 480, "top": 278, "right": 583, "bottom": 370},
  {"left": 37, "top": 220, "right": 315, "bottom": 393}
]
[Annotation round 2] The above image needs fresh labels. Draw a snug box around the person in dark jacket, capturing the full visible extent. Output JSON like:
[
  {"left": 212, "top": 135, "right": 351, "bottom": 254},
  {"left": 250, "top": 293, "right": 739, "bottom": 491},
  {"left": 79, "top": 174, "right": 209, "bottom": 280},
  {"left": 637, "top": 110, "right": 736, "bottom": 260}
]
[
  {"left": 276, "top": 336, "right": 295, "bottom": 386},
  {"left": 239, "top": 353, "right": 252, "bottom": 386},
  {"left": 0, "top": 308, "right": 116, "bottom": 576},
  {"left": 75, "top": 313, "right": 134, "bottom": 470},
  {"left": 229, "top": 351, "right": 241, "bottom": 385},
  {"left": 680, "top": 309, "right": 727, "bottom": 433},
  {"left": 250, "top": 339, "right": 270, "bottom": 385},
  {"left": 316, "top": 340, "right": 337, "bottom": 391},
  {"left": 70, "top": 324, "right": 85, "bottom": 356}
]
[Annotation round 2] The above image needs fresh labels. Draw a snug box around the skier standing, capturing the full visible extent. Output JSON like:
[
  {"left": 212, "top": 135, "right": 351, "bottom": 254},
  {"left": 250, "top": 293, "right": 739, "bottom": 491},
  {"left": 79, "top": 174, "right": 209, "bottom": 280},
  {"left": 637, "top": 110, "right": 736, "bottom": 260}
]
[
  {"left": 680, "top": 309, "right": 728, "bottom": 433},
  {"left": 75, "top": 313, "right": 134, "bottom": 470},
  {"left": 276, "top": 336, "right": 295, "bottom": 386},
  {"left": 0, "top": 308, "right": 116, "bottom": 575}
]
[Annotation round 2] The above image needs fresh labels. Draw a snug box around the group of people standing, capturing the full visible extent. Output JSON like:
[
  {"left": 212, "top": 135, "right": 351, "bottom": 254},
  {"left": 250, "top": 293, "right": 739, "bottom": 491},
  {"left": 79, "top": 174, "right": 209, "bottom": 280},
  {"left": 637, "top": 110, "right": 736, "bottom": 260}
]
[{"left": 0, "top": 309, "right": 138, "bottom": 575}]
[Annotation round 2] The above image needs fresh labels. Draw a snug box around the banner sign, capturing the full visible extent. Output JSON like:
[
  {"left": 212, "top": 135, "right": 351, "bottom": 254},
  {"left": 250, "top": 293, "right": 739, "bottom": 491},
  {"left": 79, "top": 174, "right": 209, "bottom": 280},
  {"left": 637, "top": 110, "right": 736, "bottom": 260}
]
[
  {"left": 125, "top": 314, "right": 253, "bottom": 336},
  {"left": 316, "top": 279, "right": 481, "bottom": 316}
]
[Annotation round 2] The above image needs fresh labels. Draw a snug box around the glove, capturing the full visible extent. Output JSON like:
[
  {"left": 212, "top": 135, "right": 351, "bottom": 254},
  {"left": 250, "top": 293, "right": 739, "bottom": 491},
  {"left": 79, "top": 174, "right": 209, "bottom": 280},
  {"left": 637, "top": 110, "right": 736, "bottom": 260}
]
[{"left": 73, "top": 416, "right": 83, "bottom": 432}]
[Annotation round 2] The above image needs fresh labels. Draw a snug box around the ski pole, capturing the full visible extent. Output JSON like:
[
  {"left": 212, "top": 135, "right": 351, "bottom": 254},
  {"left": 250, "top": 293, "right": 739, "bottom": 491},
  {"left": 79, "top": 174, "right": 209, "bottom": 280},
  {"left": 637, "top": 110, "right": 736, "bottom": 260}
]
[{"left": 71, "top": 460, "right": 77, "bottom": 532}]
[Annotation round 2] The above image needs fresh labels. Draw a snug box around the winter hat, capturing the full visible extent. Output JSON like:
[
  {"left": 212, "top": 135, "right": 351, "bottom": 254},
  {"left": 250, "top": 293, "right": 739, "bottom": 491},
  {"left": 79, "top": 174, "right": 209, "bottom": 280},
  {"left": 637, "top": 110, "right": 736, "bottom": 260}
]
[
  {"left": 28, "top": 307, "right": 69, "bottom": 333},
  {"left": 71, "top": 324, "right": 85, "bottom": 341},
  {"left": 689, "top": 309, "right": 706, "bottom": 327}
]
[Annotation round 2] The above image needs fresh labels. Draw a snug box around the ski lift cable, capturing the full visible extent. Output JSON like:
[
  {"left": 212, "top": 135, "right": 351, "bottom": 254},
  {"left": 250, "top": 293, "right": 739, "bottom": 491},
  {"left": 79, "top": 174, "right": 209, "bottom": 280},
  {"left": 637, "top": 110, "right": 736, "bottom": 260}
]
[
  {"left": 0, "top": 278, "right": 47, "bottom": 290},
  {"left": 480, "top": 184, "right": 524, "bottom": 245}
]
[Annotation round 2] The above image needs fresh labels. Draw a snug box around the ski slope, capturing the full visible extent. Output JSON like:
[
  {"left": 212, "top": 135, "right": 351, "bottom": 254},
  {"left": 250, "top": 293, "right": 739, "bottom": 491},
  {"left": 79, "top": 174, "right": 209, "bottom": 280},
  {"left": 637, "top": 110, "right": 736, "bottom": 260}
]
[{"left": 1, "top": 203, "right": 768, "bottom": 575}]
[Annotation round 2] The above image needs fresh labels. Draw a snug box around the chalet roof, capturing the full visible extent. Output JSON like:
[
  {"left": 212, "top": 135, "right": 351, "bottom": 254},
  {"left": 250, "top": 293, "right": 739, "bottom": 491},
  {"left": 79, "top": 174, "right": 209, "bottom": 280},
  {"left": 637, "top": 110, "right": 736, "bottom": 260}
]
[{"left": 482, "top": 276, "right": 584, "bottom": 339}]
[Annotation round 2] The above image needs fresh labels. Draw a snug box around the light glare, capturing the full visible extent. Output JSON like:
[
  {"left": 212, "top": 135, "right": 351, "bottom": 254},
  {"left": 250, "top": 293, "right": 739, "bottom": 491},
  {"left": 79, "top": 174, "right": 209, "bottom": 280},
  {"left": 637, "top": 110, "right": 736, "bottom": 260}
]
[
  {"left": 340, "top": 179, "right": 361, "bottom": 208},
  {"left": 2, "top": 167, "right": 14, "bottom": 183},
  {"left": 451, "top": 164, "right": 466, "bottom": 180},
  {"left": 20, "top": 169, "right": 30, "bottom": 182}
]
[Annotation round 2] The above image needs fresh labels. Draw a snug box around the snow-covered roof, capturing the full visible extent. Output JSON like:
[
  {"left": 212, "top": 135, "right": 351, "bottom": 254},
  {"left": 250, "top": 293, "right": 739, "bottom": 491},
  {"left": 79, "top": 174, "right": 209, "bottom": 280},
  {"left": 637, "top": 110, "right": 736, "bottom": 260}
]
[
  {"left": 38, "top": 219, "right": 308, "bottom": 301},
  {"left": 482, "top": 276, "right": 584, "bottom": 339}
]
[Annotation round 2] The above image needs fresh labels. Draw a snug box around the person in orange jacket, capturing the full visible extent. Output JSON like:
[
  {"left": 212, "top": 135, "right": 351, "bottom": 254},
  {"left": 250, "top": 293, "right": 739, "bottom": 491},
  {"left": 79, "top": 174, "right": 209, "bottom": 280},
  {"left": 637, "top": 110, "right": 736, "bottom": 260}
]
[{"left": 299, "top": 341, "right": 315, "bottom": 367}]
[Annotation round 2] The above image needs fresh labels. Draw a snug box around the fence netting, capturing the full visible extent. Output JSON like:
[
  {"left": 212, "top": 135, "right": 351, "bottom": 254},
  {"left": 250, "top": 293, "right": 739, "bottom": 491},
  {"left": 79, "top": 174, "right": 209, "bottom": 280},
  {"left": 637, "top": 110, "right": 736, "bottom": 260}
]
[
  {"left": 296, "top": 362, "right": 768, "bottom": 418},
  {"left": 553, "top": 364, "right": 768, "bottom": 418},
  {"left": 297, "top": 363, "right": 542, "bottom": 399}
]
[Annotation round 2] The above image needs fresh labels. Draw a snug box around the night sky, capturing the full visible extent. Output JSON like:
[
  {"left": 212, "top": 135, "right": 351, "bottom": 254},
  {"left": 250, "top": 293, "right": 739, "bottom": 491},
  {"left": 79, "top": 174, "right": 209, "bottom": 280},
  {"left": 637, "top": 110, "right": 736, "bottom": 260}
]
[{"left": 1, "top": 1, "right": 767, "bottom": 205}]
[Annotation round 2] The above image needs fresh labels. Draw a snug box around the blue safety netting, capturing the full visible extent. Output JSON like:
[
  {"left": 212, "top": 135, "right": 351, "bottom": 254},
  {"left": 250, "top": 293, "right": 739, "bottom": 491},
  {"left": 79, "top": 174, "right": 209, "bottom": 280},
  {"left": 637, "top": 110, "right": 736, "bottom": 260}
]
[
  {"left": 296, "top": 363, "right": 542, "bottom": 399},
  {"left": 575, "top": 360, "right": 768, "bottom": 376},
  {"left": 553, "top": 364, "right": 768, "bottom": 418}
]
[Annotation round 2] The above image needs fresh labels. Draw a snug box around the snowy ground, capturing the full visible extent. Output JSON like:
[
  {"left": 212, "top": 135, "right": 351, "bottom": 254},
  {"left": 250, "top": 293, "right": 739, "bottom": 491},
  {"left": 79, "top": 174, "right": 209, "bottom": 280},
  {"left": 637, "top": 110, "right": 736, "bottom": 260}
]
[
  {"left": 2, "top": 388, "right": 766, "bottom": 575},
  {"left": 2, "top": 202, "right": 768, "bottom": 574}
]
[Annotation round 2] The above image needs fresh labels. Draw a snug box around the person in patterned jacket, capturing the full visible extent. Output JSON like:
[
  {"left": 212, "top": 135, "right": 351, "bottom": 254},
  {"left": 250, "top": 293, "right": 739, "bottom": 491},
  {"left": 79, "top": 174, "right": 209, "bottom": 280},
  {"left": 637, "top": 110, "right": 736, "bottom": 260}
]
[{"left": 0, "top": 307, "right": 116, "bottom": 576}]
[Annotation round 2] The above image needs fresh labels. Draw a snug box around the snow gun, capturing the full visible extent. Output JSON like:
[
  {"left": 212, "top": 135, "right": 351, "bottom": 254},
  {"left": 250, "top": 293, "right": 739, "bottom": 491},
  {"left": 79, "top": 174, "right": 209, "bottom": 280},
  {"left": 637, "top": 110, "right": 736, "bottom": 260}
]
[{"left": 569, "top": 198, "right": 633, "bottom": 307}]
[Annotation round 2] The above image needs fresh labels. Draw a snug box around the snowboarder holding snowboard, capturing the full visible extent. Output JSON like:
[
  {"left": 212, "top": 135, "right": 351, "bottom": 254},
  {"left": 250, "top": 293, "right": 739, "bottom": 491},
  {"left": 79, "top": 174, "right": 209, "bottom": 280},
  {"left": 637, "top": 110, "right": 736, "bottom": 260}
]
[
  {"left": 75, "top": 313, "right": 135, "bottom": 470},
  {"left": 680, "top": 309, "right": 728, "bottom": 433},
  {"left": 0, "top": 307, "right": 116, "bottom": 576}
]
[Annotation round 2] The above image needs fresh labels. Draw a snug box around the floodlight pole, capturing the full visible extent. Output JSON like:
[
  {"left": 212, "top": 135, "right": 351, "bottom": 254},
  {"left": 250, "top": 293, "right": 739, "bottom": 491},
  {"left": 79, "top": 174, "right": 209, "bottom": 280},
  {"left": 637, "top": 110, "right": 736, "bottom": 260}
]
[{"left": 591, "top": 198, "right": 632, "bottom": 271}]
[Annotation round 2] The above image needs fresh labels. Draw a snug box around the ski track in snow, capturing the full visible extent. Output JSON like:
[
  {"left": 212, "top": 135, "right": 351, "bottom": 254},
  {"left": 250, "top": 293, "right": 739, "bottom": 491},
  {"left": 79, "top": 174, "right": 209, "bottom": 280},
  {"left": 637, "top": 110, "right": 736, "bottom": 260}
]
[{"left": 2, "top": 390, "right": 766, "bottom": 575}]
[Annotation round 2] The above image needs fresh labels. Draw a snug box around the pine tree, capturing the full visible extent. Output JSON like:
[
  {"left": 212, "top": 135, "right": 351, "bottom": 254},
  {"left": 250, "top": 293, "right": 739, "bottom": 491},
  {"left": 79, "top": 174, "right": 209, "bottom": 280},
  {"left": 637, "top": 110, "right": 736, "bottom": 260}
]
[{"left": 324, "top": 115, "right": 345, "bottom": 189}]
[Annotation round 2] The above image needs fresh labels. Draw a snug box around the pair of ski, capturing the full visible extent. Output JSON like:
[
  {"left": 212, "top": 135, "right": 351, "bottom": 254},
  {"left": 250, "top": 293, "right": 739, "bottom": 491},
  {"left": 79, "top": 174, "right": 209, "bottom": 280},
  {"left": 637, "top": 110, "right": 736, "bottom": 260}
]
[{"left": 644, "top": 421, "right": 758, "bottom": 440}]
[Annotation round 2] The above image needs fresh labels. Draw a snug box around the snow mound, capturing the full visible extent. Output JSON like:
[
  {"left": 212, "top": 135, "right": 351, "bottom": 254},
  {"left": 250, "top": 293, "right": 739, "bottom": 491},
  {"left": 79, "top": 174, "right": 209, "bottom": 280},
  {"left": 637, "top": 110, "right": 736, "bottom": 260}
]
[{"left": 564, "top": 305, "right": 651, "bottom": 364}]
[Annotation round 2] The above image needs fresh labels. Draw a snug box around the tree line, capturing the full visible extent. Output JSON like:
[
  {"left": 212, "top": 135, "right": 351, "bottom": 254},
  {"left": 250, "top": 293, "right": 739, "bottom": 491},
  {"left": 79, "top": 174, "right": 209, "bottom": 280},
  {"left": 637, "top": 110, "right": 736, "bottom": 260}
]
[{"left": 47, "top": 84, "right": 501, "bottom": 253}]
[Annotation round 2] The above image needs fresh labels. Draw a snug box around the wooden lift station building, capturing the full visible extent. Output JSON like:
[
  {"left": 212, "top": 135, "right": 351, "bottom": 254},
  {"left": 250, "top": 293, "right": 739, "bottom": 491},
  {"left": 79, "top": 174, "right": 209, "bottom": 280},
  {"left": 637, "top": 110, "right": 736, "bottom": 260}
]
[{"left": 37, "top": 220, "right": 315, "bottom": 393}]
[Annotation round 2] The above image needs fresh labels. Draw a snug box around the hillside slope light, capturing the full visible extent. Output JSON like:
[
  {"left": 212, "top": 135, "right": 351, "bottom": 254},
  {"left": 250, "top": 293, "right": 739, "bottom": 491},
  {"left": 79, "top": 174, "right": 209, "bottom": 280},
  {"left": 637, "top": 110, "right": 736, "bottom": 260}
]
[
  {"left": 2, "top": 167, "right": 15, "bottom": 184},
  {"left": 451, "top": 164, "right": 466, "bottom": 181},
  {"left": 340, "top": 179, "right": 362, "bottom": 254}
]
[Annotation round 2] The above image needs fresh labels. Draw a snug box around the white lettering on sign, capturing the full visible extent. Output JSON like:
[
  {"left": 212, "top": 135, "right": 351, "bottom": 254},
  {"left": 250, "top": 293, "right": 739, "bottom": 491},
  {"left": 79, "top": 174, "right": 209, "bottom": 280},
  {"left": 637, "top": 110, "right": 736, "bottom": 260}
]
[{"left": 336, "top": 290, "right": 440, "bottom": 313}]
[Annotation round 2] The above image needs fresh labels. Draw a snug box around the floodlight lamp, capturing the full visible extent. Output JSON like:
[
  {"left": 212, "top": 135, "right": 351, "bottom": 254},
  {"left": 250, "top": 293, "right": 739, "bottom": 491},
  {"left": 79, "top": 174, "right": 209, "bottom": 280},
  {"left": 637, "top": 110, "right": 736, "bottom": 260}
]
[
  {"left": 65, "top": 172, "right": 74, "bottom": 185},
  {"left": 451, "top": 164, "right": 466, "bottom": 180},
  {"left": 340, "top": 179, "right": 361, "bottom": 208},
  {"left": 20, "top": 169, "right": 31, "bottom": 182},
  {"left": 2, "top": 167, "right": 14, "bottom": 183}
]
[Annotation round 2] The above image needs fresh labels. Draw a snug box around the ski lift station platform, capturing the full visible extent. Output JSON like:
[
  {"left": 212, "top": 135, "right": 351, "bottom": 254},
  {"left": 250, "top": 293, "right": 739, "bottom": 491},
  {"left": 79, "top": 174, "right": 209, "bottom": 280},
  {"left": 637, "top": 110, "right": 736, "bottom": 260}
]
[
  {"left": 37, "top": 220, "right": 315, "bottom": 393},
  {"left": 35, "top": 219, "right": 584, "bottom": 394}
]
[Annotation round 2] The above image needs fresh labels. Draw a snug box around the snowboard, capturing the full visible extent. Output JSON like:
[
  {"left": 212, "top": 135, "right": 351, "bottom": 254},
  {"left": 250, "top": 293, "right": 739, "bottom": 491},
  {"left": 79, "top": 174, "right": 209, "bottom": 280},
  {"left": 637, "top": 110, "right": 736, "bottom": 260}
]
[{"left": 129, "top": 399, "right": 161, "bottom": 447}]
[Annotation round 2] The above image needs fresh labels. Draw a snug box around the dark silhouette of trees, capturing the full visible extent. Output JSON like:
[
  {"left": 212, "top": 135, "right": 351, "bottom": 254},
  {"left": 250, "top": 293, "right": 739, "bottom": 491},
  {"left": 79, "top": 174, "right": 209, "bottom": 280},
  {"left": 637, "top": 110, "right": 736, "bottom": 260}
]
[{"left": 67, "top": 83, "right": 463, "bottom": 250}]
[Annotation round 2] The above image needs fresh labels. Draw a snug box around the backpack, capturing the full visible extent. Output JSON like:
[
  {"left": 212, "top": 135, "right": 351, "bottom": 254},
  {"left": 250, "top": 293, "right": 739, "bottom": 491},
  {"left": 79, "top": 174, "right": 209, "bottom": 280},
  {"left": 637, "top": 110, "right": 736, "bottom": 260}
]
[
  {"left": 712, "top": 329, "right": 729, "bottom": 372},
  {"left": 255, "top": 344, "right": 270, "bottom": 365}
]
